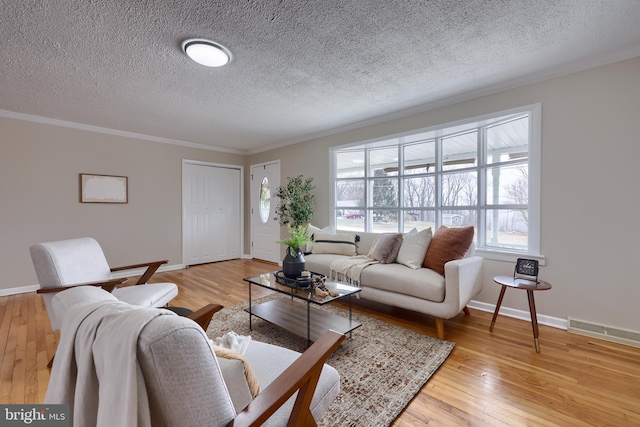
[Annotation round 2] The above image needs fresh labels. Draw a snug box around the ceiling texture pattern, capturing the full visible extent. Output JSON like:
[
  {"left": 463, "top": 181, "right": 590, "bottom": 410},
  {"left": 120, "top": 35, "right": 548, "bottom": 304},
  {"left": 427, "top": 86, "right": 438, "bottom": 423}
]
[{"left": 1, "top": 0, "right": 640, "bottom": 154}]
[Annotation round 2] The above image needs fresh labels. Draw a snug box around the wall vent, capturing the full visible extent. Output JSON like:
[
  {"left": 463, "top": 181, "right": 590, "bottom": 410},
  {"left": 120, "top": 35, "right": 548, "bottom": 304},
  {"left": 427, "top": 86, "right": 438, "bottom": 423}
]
[{"left": 568, "top": 317, "right": 640, "bottom": 348}]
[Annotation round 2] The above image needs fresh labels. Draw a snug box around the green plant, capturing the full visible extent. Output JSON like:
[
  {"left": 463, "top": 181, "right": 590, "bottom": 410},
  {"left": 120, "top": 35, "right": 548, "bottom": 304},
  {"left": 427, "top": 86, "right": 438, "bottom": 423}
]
[
  {"left": 276, "top": 224, "right": 311, "bottom": 253},
  {"left": 274, "top": 175, "right": 315, "bottom": 228}
]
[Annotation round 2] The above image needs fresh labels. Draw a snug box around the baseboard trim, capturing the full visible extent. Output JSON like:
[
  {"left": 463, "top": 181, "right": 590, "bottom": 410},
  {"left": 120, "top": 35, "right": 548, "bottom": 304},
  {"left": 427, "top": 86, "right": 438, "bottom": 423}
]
[
  {"left": 110, "top": 263, "right": 185, "bottom": 280},
  {"left": 467, "top": 299, "right": 568, "bottom": 330},
  {"left": 1, "top": 264, "right": 186, "bottom": 297},
  {"left": 0, "top": 284, "right": 40, "bottom": 297}
]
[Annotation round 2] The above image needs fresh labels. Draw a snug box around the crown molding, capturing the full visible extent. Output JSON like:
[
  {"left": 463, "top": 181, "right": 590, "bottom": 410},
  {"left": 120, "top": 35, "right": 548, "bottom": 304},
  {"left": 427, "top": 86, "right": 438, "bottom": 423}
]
[{"left": 0, "top": 110, "right": 247, "bottom": 155}]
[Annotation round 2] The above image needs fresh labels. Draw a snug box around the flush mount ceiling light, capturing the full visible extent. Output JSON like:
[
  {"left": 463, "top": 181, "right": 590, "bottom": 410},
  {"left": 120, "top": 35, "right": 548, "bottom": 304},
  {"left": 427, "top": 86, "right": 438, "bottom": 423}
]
[{"left": 182, "top": 39, "right": 232, "bottom": 67}]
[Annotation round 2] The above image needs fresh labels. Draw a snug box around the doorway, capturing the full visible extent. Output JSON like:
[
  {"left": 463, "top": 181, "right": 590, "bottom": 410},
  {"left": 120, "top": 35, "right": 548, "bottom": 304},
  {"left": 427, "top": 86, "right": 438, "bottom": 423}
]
[{"left": 250, "top": 161, "right": 280, "bottom": 263}]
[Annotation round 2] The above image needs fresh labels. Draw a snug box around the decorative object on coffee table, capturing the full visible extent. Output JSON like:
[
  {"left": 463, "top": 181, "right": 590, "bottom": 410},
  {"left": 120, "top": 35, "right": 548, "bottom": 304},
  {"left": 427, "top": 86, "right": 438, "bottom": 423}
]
[
  {"left": 273, "top": 271, "right": 338, "bottom": 298},
  {"left": 273, "top": 270, "right": 324, "bottom": 290},
  {"left": 274, "top": 175, "right": 315, "bottom": 278},
  {"left": 277, "top": 224, "right": 311, "bottom": 278}
]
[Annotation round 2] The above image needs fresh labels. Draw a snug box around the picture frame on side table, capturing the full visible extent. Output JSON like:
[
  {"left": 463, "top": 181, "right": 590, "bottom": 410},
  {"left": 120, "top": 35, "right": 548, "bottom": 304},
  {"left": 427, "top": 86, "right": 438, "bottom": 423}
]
[{"left": 80, "top": 173, "right": 128, "bottom": 203}]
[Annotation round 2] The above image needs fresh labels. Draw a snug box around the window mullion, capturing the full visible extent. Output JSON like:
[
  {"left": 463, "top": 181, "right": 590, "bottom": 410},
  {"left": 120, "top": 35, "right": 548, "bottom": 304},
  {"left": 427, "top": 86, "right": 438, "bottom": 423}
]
[
  {"left": 397, "top": 143, "right": 404, "bottom": 232},
  {"left": 478, "top": 125, "right": 486, "bottom": 248},
  {"left": 364, "top": 148, "right": 370, "bottom": 232},
  {"left": 435, "top": 136, "right": 442, "bottom": 229}
]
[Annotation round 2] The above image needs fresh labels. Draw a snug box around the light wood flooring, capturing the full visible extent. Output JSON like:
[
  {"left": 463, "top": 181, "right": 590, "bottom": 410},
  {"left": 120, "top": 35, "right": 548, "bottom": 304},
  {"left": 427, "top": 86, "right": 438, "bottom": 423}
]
[{"left": 1, "top": 259, "right": 639, "bottom": 426}]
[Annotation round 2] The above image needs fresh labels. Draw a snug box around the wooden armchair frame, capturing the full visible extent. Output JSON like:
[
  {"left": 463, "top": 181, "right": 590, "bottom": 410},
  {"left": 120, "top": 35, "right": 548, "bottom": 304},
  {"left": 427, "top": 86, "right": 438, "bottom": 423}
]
[
  {"left": 36, "top": 278, "right": 125, "bottom": 294},
  {"left": 36, "top": 259, "right": 169, "bottom": 296},
  {"left": 110, "top": 259, "right": 168, "bottom": 285},
  {"left": 186, "top": 303, "right": 224, "bottom": 330}
]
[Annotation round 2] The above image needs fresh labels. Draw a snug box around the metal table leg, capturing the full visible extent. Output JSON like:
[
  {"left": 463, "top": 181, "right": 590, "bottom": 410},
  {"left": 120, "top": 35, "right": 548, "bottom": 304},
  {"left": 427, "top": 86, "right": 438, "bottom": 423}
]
[
  {"left": 249, "top": 282, "right": 253, "bottom": 331},
  {"left": 349, "top": 294, "right": 353, "bottom": 338},
  {"left": 307, "top": 300, "right": 311, "bottom": 348}
]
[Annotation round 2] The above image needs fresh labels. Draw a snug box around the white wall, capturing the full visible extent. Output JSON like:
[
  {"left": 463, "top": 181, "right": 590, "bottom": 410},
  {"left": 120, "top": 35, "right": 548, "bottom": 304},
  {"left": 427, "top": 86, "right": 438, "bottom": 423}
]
[
  {"left": 0, "top": 118, "right": 244, "bottom": 292},
  {"left": 247, "top": 56, "right": 640, "bottom": 332}
]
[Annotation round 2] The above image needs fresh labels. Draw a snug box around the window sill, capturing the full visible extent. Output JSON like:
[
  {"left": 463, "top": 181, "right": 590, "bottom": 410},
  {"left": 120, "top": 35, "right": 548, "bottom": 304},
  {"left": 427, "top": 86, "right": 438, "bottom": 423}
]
[{"left": 474, "top": 248, "right": 546, "bottom": 266}]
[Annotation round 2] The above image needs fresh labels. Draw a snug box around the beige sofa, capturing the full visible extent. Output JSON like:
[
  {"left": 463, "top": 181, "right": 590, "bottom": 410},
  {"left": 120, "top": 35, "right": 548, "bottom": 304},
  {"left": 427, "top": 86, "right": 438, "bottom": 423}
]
[{"left": 304, "top": 230, "right": 483, "bottom": 339}]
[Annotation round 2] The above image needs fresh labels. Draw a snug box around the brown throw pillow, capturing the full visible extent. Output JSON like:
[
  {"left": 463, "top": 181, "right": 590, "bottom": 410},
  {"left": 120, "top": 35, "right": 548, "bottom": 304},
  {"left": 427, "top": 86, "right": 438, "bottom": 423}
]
[
  {"left": 370, "top": 233, "right": 403, "bottom": 264},
  {"left": 423, "top": 225, "right": 474, "bottom": 275}
]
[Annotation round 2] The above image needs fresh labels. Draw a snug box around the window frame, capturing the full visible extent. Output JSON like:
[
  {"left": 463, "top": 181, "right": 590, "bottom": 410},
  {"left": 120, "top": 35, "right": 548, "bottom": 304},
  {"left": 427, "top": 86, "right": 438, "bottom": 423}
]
[{"left": 330, "top": 104, "right": 543, "bottom": 264}]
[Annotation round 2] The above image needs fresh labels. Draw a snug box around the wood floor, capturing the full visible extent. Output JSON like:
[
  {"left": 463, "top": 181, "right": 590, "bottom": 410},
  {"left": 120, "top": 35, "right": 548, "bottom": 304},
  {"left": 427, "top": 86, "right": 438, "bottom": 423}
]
[{"left": 2, "top": 259, "right": 639, "bottom": 426}]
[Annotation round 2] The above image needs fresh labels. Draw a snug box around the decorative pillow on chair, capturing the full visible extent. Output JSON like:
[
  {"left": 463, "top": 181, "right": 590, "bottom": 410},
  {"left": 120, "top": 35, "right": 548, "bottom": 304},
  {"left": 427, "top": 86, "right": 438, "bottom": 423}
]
[
  {"left": 312, "top": 232, "right": 357, "bottom": 256},
  {"left": 423, "top": 225, "right": 474, "bottom": 275},
  {"left": 369, "top": 233, "right": 403, "bottom": 264},
  {"left": 397, "top": 228, "right": 432, "bottom": 269}
]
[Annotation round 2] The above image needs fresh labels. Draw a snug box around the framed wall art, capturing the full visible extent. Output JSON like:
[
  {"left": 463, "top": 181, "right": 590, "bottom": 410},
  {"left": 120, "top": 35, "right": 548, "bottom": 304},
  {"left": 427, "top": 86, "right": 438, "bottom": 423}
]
[{"left": 80, "top": 173, "right": 128, "bottom": 203}]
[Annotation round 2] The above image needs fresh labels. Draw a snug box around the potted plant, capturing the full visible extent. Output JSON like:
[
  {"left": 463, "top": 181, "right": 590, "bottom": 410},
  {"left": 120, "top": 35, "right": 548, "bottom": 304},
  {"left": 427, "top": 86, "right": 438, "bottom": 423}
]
[
  {"left": 274, "top": 175, "right": 315, "bottom": 278},
  {"left": 277, "top": 225, "right": 312, "bottom": 278}
]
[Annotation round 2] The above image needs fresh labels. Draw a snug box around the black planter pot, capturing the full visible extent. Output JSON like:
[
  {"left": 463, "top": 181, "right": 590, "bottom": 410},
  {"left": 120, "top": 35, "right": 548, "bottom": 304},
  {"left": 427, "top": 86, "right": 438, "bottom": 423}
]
[{"left": 283, "top": 247, "right": 305, "bottom": 278}]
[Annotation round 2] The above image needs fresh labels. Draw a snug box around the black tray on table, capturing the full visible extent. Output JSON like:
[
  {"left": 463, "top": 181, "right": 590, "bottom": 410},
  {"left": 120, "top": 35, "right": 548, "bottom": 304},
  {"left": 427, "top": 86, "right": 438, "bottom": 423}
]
[{"left": 273, "top": 271, "right": 326, "bottom": 290}]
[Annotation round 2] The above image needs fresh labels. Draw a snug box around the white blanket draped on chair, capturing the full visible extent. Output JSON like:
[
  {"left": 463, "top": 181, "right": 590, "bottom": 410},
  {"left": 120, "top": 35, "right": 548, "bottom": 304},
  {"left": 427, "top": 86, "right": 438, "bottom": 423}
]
[{"left": 46, "top": 300, "right": 175, "bottom": 427}]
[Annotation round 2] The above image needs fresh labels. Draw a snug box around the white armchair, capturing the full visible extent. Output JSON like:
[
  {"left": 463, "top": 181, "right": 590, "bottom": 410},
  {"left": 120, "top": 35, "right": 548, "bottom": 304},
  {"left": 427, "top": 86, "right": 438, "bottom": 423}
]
[{"left": 30, "top": 237, "right": 178, "bottom": 331}]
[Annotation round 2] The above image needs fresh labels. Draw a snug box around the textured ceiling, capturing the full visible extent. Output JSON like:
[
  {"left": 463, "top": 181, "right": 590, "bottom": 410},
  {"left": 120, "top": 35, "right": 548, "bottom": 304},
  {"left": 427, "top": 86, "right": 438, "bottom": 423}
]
[{"left": 1, "top": 1, "right": 640, "bottom": 154}]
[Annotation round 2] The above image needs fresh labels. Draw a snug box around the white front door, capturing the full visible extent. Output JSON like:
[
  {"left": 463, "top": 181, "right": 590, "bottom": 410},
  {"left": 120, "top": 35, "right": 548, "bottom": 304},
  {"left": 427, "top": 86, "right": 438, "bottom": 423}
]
[{"left": 251, "top": 162, "right": 280, "bottom": 263}]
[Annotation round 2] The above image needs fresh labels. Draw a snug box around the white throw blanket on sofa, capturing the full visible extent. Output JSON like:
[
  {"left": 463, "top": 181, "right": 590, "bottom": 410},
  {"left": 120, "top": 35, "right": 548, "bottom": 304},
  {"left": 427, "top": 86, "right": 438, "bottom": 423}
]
[
  {"left": 329, "top": 255, "right": 379, "bottom": 286},
  {"left": 46, "top": 300, "right": 174, "bottom": 427}
]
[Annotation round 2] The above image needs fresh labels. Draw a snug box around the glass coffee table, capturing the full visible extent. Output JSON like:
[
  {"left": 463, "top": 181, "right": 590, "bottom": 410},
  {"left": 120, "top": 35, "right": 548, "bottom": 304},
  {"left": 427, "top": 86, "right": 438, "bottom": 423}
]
[{"left": 243, "top": 272, "right": 362, "bottom": 346}]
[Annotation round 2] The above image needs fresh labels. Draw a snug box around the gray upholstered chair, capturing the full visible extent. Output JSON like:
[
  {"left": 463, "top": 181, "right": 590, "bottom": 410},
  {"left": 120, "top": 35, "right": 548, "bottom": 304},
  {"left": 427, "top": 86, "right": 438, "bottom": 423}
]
[
  {"left": 47, "top": 288, "right": 343, "bottom": 427},
  {"left": 30, "top": 237, "right": 178, "bottom": 331},
  {"left": 138, "top": 315, "right": 343, "bottom": 426}
]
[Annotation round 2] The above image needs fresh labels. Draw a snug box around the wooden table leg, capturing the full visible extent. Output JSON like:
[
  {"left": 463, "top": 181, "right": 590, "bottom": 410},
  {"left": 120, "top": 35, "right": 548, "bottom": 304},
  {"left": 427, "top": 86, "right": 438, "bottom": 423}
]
[
  {"left": 527, "top": 289, "right": 541, "bottom": 352},
  {"left": 490, "top": 286, "right": 507, "bottom": 332}
]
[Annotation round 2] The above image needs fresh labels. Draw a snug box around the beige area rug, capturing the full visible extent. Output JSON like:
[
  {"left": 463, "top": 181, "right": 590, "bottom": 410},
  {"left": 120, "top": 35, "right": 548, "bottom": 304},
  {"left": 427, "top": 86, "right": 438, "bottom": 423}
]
[{"left": 206, "top": 295, "right": 455, "bottom": 427}]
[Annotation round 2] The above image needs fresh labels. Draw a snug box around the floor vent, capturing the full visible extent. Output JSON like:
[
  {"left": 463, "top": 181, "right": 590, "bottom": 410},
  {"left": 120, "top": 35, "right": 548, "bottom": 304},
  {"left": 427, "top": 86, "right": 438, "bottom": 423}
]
[{"left": 568, "top": 317, "right": 640, "bottom": 348}]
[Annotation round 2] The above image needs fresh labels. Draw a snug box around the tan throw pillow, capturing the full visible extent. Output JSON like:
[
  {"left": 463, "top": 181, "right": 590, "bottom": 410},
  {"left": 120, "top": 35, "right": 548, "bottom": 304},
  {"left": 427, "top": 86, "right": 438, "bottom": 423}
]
[
  {"left": 214, "top": 346, "right": 261, "bottom": 398},
  {"left": 397, "top": 228, "right": 432, "bottom": 269},
  {"left": 369, "top": 233, "right": 403, "bottom": 264},
  {"left": 312, "top": 232, "right": 357, "bottom": 256},
  {"left": 423, "top": 225, "right": 474, "bottom": 275}
]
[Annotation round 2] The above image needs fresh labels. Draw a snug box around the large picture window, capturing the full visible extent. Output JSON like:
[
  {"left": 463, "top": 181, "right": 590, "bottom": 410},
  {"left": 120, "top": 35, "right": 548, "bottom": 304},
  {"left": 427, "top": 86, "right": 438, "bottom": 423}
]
[{"left": 332, "top": 105, "right": 541, "bottom": 257}]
